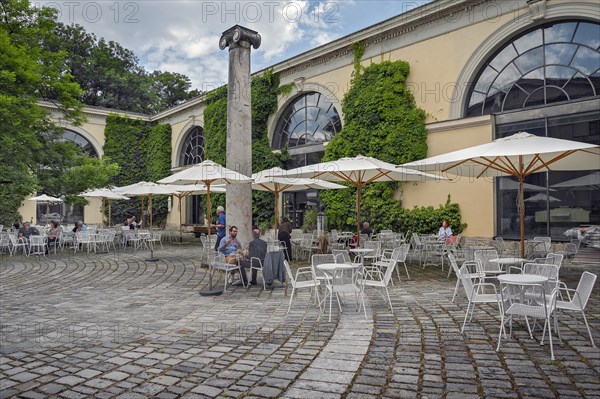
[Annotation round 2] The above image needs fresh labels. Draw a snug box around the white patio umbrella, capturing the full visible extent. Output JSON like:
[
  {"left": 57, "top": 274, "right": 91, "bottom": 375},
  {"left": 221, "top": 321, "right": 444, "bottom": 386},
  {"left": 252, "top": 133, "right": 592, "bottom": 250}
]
[
  {"left": 158, "top": 160, "right": 252, "bottom": 296},
  {"left": 286, "top": 155, "right": 444, "bottom": 246},
  {"left": 402, "top": 132, "right": 600, "bottom": 256},
  {"left": 79, "top": 188, "right": 130, "bottom": 226},
  {"left": 551, "top": 171, "right": 600, "bottom": 191},
  {"left": 28, "top": 194, "right": 63, "bottom": 224},
  {"left": 499, "top": 178, "right": 555, "bottom": 192},
  {"left": 252, "top": 167, "right": 347, "bottom": 233},
  {"left": 115, "top": 182, "right": 181, "bottom": 261},
  {"left": 166, "top": 184, "right": 226, "bottom": 243},
  {"left": 114, "top": 182, "right": 180, "bottom": 229},
  {"left": 524, "top": 193, "right": 561, "bottom": 202}
]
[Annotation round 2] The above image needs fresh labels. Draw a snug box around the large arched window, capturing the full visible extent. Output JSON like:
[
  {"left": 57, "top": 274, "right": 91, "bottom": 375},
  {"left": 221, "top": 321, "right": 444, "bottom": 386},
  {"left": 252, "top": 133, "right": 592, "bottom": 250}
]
[
  {"left": 61, "top": 130, "right": 98, "bottom": 157},
  {"left": 465, "top": 20, "right": 600, "bottom": 117},
  {"left": 179, "top": 126, "right": 205, "bottom": 166},
  {"left": 272, "top": 91, "right": 342, "bottom": 150}
]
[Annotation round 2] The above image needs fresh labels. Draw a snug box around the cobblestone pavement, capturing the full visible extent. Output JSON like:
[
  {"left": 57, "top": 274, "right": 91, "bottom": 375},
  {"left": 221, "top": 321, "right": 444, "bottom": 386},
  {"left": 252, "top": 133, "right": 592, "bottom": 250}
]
[{"left": 0, "top": 244, "right": 599, "bottom": 398}]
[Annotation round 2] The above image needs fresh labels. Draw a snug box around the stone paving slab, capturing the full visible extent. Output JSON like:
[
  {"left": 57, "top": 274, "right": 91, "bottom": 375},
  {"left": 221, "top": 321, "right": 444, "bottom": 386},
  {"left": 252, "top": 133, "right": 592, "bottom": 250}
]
[{"left": 0, "top": 244, "right": 599, "bottom": 398}]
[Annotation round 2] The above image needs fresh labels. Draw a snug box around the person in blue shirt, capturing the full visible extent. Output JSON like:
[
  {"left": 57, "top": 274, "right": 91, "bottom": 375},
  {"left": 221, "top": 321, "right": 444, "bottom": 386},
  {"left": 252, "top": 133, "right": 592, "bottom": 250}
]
[
  {"left": 219, "top": 225, "right": 243, "bottom": 262},
  {"left": 213, "top": 206, "right": 226, "bottom": 251}
]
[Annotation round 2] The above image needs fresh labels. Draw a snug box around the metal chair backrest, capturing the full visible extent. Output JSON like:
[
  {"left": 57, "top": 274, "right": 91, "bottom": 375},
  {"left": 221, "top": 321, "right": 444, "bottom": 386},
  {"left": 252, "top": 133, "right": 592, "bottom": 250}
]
[
  {"left": 570, "top": 271, "right": 597, "bottom": 310},
  {"left": 448, "top": 252, "right": 460, "bottom": 276},
  {"left": 392, "top": 244, "right": 410, "bottom": 262},
  {"left": 474, "top": 249, "right": 499, "bottom": 272},
  {"left": 283, "top": 260, "right": 295, "bottom": 285},
  {"left": 332, "top": 249, "right": 351, "bottom": 264},
  {"left": 458, "top": 266, "right": 475, "bottom": 300},
  {"left": 533, "top": 236, "right": 552, "bottom": 251},
  {"left": 545, "top": 253, "right": 563, "bottom": 267}
]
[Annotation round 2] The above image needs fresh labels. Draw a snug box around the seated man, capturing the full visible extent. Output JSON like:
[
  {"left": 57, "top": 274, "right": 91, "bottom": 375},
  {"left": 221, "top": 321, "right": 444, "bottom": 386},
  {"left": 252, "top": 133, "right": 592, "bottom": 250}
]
[
  {"left": 438, "top": 219, "right": 453, "bottom": 241},
  {"left": 360, "top": 221, "right": 373, "bottom": 237},
  {"left": 240, "top": 227, "right": 268, "bottom": 285},
  {"left": 218, "top": 226, "right": 245, "bottom": 282},
  {"left": 18, "top": 221, "right": 39, "bottom": 242}
]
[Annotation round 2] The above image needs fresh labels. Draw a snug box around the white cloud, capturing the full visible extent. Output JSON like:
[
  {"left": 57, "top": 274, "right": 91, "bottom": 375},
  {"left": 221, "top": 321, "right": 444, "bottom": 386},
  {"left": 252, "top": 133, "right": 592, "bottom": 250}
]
[{"left": 35, "top": 1, "right": 421, "bottom": 90}]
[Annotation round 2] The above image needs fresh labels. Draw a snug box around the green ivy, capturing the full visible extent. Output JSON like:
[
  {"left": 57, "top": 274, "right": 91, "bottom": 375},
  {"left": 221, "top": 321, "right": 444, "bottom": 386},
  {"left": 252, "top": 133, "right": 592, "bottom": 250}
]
[
  {"left": 103, "top": 115, "right": 172, "bottom": 226},
  {"left": 321, "top": 60, "right": 466, "bottom": 234},
  {"left": 351, "top": 41, "right": 365, "bottom": 79}
]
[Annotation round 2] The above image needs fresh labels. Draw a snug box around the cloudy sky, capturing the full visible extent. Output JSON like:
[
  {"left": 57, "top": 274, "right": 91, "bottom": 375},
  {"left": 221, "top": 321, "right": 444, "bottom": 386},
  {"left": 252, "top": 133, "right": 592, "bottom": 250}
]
[{"left": 38, "top": 0, "right": 431, "bottom": 91}]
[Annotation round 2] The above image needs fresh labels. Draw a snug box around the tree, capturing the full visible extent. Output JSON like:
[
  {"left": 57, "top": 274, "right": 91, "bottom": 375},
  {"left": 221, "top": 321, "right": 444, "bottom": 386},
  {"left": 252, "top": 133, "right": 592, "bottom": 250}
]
[
  {"left": 45, "top": 23, "right": 201, "bottom": 114},
  {"left": 0, "top": 0, "right": 119, "bottom": 225}
]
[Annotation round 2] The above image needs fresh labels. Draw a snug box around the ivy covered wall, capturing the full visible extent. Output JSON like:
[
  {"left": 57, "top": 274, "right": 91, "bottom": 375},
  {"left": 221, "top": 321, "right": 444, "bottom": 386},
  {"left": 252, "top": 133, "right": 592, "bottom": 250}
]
[
  {"left": 103, "top": 115, "right": 172, "bottom": 226},
  {"left": 321, "top": 56, "right": 466, "bottom": 234}
]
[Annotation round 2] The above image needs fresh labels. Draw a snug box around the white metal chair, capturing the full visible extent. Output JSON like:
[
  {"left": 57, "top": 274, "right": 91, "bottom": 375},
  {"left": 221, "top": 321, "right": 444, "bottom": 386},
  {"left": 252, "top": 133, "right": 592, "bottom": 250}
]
[
  {"left": 447, "top": 252, "right": 483, "bottom": 303},
  {"left": 363, "top": 258, "right": 395, "bottom": 311},
  {"left": 458, "top": 265, "right": 501, "bottom": 333},
  {"left": 554, "top": 271, "right": 597, "bottom": 348},
  {"left": 150, "top": 232, "right": 163, "bottom": 250},
  {"left": 284, "top": 260, "right": 321, "bottom": 314},
  {"left": 474, "top": 249, "right": 504, "bottom": 280},
  {"left": 29, "top": 235, "right": 47, "bottom": 256},
  {"left": 8, "top": 235, "right": 27, "bottom": 256},
  {"left": 250, "top": 257, "right": 266, "bottom": 289},
  {"left": 324, "top": 264, "right": 366, "bottom": 322},
  {"left": 76, "top": 232, "right": 95, "bottom": 254},
  {"left": 311, "top": 254, "right": 336, "bottom": 284},
  {"left": 211, "top": 254, "right": 245, "bottom": 292},
  {"left": 374, "top": 244, "right": 411, "bottom": 283},
  {"left": 533, "top": 253, "right": 563, "bottom": 268},
  {"left": 497, "top": 282, "right": 558, "bottom": 360}
]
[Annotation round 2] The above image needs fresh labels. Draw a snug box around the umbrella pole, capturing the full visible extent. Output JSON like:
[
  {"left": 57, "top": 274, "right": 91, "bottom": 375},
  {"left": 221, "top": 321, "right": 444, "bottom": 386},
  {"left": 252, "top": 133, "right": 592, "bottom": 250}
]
[
  {"left": 519, "top": 158, "right": 526, "bottom": 258},
  {"left": 274, "top": 190, "right": 280, "bottom": 238},
  {"left": 356, "top": 186, "right": 362, "bottom": 248},
  {"left": 102, "top": 198, "right": 106, "bottom": 226},
  {"left": 46, "top": 202, "right": 49, "bottom": 225},
  {"left": 200, "top": 181, "right": 222, "bottom": 296},
  {"left": 179, "top": 195, "right": 183, "bottom": 243},
  {"left": 146, "top": 194, "right": 159, "bottom": 262},
  {"left": 108, "top": 199, "right": 112, "bottom": 226}
]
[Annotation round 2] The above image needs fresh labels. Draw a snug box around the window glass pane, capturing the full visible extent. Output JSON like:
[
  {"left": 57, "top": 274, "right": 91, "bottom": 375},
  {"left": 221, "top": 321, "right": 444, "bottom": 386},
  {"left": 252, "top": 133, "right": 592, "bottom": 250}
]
[
  {"left": 503, "top": 85, "right": 528, "bottom": 110},
  {"left": 490, "top": 45, "right": 517, "bottom": 71},
  {"left": 570, "top": 46, "right": 600, "bottom": 75},
  {"left": 474, "top": 66, "right": 496, "bottom": 93},
  {"left": 514, "top": 47, "right": 544, "bottom": 73},
  {"left": 492, "top": 63, "right": 520, "bottom": 93},
  {"left": 518, "top": 68, "right": 545, "bottom": 94},
  {"left": 546, "top": 65, "right": 576, "bottom": 84},
  {"left": 544, "top": 22, "right": 577, "bottom": 43},
  {"left": 513, "top": 29, "right": 543, "bottom": 54},
  {"left": 563, "top": 73, "right": 595, "bottom": 99},
  {"left": 179, "top": 127, "right": 204, "bottom": 166},
  {"left": 573, "top": 22, "right": 600, "bottom": 50},
  {"left": 544, "top": 43, "right": 577, "bottom": 65},
  {"left": 545, "top": 86, "right": 569, "bottom": 104},
  {"left": 591, "top": 71, "right": 600, "bottom": 94},
  {"left": 524, "top": 87, "right": 546, "bottom": 108}
]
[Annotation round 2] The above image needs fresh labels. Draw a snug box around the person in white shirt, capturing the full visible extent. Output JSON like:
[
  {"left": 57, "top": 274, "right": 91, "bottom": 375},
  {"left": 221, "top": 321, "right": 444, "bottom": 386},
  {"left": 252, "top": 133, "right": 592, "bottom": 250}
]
[{"left": 438, "top": 219, "right": 453, "bottom": 240}]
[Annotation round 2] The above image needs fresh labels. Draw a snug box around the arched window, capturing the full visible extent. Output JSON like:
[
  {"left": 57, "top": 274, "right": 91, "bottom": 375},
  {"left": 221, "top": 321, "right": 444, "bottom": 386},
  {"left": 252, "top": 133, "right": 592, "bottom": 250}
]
[
  {"left": 272, "top": 91, "right": 342, "bottom": 150},
  {"left": 61, "top": 130, "right": 98, "bottom": 157},
  {"left": 179, "top": 126, "right": 205, "bottom": 167},
  {"left": 465, "top": 20, "right": 600, "bottom": 117}
]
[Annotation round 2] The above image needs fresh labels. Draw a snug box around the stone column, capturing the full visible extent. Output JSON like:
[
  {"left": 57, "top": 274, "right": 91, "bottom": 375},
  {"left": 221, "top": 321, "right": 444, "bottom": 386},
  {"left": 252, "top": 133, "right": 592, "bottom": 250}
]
[{"left": 219, "top": 25, "right": 261, "bottom": 245}]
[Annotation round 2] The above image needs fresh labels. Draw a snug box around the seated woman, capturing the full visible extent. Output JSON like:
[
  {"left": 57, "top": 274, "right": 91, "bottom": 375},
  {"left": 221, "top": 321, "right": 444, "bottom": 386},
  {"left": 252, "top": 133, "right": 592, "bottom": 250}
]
[
  {"left": 47, "top": 221, "right": 63, "bottom": 252},
  {"left": 438, "top": 219, "right": 453, "bottom": 241}
]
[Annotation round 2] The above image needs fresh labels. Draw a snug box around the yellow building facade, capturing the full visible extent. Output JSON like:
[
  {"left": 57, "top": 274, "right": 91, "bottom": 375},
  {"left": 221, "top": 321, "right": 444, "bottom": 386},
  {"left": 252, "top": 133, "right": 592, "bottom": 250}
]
[{"left": 27, "top": 0, "right": 599, "bottom": 239}]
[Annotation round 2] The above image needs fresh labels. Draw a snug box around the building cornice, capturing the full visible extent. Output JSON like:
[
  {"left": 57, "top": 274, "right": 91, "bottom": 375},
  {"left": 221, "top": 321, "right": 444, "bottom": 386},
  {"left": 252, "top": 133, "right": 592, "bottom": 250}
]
[{"left": 38, "top": 100, "right": 152, "bottom": 122}]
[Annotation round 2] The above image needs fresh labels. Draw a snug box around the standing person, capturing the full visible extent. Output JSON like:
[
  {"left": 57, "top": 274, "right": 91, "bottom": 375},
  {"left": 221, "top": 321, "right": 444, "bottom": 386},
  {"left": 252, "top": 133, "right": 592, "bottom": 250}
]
[
  {"left": 13, "top": 218, "right": 21, "bottom": 230},
  {"left": 279, "top": 218, "right": 292, "bottom": 235},
  {"left": 438, "top": 219, "right": 453, "bottom": 240},
  {"left": 213, "top": 206, "right": 226, "bottom": 251}
]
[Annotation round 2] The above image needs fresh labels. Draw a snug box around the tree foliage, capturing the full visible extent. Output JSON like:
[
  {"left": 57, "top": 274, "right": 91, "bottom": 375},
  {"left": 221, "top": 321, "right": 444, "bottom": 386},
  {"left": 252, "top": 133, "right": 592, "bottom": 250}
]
[
  {"left": 0, "top": 0, "right": 99, "bottom": 224},
  {"left": 321, "top": 59, "right": 466, "bottom": 233},
  {"left": 44, "top": 23, "right": 200, "bottom": 114}
]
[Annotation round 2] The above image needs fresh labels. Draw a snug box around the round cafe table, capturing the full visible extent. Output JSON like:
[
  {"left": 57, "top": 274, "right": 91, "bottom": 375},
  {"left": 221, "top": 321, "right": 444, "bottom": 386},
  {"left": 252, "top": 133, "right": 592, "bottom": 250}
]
[{"left": 497, "top": 273, "right": 548, "bottom": 285}]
